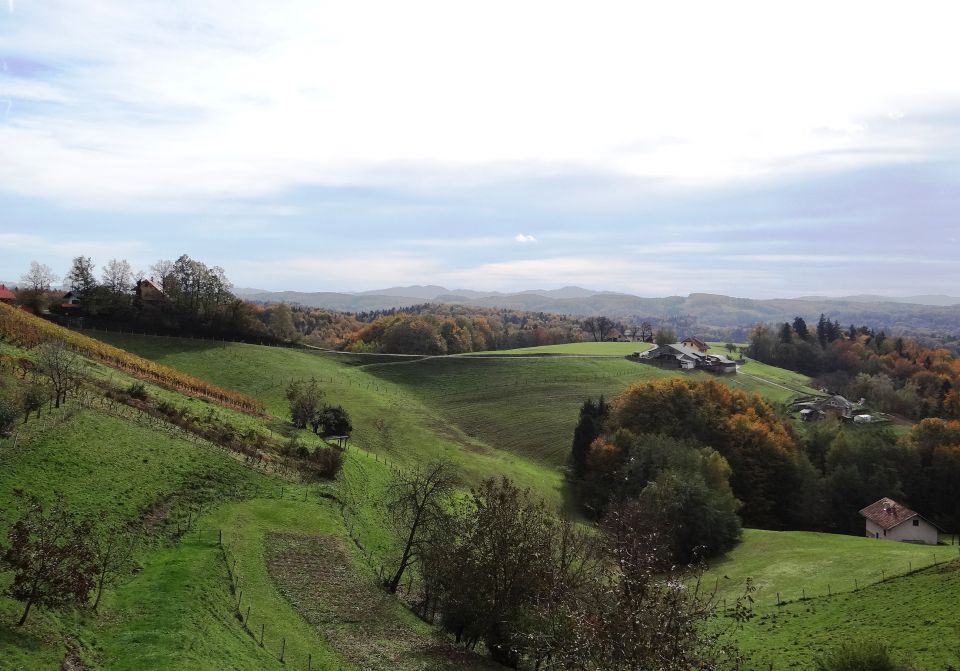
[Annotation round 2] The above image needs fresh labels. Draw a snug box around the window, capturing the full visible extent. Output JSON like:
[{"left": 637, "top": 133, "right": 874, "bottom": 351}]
[{"left": 913, "top": 519, "right": 920, "bottom": 527}]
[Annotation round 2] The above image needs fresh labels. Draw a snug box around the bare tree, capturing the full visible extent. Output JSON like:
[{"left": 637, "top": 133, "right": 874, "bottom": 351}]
[
  {"left": 101, "top": 258, "right": 133, "bottom": 293},
  {"left": 20, "top": 261, "right": 59, "bottom": 291},
  {"left": 582, "top": 316, "right": 616, "bottom": 342},
  {"left": 90, "top": 524, "right": 136, "bottom": 611},
  {"left": 386, "top": 460, "right": 457, "bottom": 594},
  {"left": 149, "top": 259, "right": 174, "bottom": 285},
  {"left": 35, "top": 340, "right": 84, "bottom": 408},
  {"left": 639, "top": 321, "right": 653, "bottom": 343}
]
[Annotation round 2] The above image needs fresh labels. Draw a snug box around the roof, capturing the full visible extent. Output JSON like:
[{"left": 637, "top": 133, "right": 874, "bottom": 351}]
[
  {"left": 859, "top": 497, "right": 941, "bottom": 531},
  {"left": 682, "top": 336, "right": 708, "bottom": 348},
  {"left": 643, "top": 343, "right": 707, "bottom": 360},
  {"left": 0, "top": 284, "right": 14, "bottom": 300}
]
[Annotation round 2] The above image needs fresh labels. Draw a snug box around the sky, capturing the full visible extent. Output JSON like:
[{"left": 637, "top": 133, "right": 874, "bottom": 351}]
[{"left": 1, "top": 1, "right": 959, "bottom": 298}]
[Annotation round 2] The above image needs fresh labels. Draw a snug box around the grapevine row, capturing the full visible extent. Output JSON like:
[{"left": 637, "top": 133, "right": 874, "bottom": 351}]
[{"left": 0, "top": 303, "right": 264, "bottom": 415}]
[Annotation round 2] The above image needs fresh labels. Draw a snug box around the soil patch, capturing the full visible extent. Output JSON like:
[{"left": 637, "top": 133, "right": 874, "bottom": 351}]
[{"left": 264, "top": 532, "right": 498, "bottom": 671}]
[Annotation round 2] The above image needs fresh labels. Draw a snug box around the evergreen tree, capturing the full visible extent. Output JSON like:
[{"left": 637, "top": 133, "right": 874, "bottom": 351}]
[
  {"left": 792, "top": 316, "right": 809, "bottom": 341},
  {"left": 571, "top": 396, "right": 607, "bottom": 477}
]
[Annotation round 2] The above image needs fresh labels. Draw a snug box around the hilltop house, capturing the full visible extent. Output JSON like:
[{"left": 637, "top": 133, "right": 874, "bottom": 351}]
[
  {"left": 0, "top": 284, "right": 15, "bottom": 304},
  {"left": 637, "top": 342, "right": 738, "bottom": 373},
  {"left": 681, "top": 336, "right": 709, "bottom": 353},
  {"left": 859, "top": 497, "right": 940, "bottom": 545}
]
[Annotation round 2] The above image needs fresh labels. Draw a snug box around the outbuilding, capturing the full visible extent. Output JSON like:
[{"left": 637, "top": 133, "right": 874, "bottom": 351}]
[
  {"left": 0, "top": 284, "right": 14, "bottom": 304},
  {"left": 859, "top": 497, "right": 941, "bottom": 545}
]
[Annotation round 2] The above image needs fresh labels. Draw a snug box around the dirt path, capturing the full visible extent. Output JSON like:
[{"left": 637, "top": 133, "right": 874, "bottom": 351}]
[{"left": 265, "top": 532, "right": 499, "bottom": 671}]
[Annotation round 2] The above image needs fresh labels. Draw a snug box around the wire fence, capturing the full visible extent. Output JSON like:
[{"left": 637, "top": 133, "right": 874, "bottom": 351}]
[{"left": 717, "top": 545, "right": 960, "bottom": 614}]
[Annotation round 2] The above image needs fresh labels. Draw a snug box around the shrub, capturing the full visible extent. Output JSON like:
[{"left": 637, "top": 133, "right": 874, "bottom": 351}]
[
  {"left": 815, "top": 640, "right": 918, "bottom": 671},
  {"left": 0, "top": 394, "right": 19, "bottom": 437},
  {"left": 126, "top": 382, "right": 148, "bottom": 400}
]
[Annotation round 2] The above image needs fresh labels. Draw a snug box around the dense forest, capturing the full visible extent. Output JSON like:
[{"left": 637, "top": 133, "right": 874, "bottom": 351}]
[
  {"left": 748, "top": 315, "right": 960, "bottom": 419},
  {"left": 571, "top": 379, "right": 960, "bottom": 561}
]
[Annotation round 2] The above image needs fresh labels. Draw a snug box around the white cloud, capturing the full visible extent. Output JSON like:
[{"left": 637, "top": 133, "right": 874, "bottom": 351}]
[
  {"left": 1, "top": 1, "right": 959, "bottom": 208},
  {"left": 514, "top": 233, "right": 537, "bottom": 243}
]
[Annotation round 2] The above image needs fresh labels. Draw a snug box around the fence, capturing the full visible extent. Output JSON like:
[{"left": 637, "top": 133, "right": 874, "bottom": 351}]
[{"left": 717, "top": 545, "right": 960, "bottom": 614}]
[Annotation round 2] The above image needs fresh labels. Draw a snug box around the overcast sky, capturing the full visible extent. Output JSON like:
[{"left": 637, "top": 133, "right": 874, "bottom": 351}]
[{"left": 1, "top": 1, "right": 959, "bottom": 297}]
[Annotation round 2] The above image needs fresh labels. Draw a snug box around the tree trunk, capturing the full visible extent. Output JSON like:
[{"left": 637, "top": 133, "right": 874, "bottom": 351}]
[
  {"left": 93, "top": 571, "right": 107, "bottom": 611},
  {"left": 17, "top": 598, "right": 33, "bottom": 626}
]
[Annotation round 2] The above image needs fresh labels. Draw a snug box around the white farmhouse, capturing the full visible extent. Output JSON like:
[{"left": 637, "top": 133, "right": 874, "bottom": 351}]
[{"left": 859, "top": 497, "right": 940, "bottom": 545}]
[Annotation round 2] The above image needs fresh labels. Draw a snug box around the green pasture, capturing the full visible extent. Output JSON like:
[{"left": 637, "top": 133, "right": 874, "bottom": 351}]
[
  {"left": 727, "top": 559, "right": 960, "bottom": 670},
  {"left": 701, "top": 528, "right": 952, "bottom": 606},
  {"left": 464, "top": 341, "right": 652, "bottom": 356}
]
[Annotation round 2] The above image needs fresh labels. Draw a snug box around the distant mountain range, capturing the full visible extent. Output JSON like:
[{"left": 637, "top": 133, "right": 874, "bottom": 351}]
[{"left": 235, "top": 286, "right": 960, "bottom": 337}]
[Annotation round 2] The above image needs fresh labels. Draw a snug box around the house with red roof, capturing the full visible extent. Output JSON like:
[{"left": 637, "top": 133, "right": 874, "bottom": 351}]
[
  {"left": 0, "top": 284, "right": 15, "bottom": 304},
  {"left": 859, "top": 497, "right": 940, "bottom": 545}
]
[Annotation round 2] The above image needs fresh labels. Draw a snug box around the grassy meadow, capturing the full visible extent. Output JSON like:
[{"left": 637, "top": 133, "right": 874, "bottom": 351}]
[{"left": 4, "top": 327, "right": 955, "bottom": 670}]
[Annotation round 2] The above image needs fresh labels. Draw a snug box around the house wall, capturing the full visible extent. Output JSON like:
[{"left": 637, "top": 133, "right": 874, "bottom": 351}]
[
  {"left": 865, "top": 518, "right": 939, "bottom": 544},
  {"left": 887, "top": 518, "right": 939, "bottom": 544}
]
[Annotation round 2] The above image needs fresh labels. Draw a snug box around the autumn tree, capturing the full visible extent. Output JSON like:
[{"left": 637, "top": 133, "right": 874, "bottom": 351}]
[
  {"left": 35, "top": 339, "right": 84, "bottom": 408},
  {"left": 1, "top": 495, "right": 97, "bottom": 625},
  {"left": 385, "top": 461, "right": 457, "bottom": 594},
  {"left": 433, "top": 477, "right": 559, "bottom": 666},
  {"left": 553, "top": 499, "right": 745, "bottom": 671}
]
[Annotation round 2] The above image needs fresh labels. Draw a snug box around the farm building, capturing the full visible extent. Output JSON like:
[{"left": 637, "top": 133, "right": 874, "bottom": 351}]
[
  {"left": 636, "top": 342, "right": 737, "bottom": 373},
  {"left": 135, "top": 278, "right": 168, "bottom": 303},
  {"left": 681, "top": 336, "right": 709, "bottom": 353},
  {"left": 790, "top": 394, "right": 865, "bottom": 421},
  {"left": 0, "top": 284, "right": 14, "bottom": 304},
  {"left": 859, "top": 497, "right": 941, "bottom": 545}
]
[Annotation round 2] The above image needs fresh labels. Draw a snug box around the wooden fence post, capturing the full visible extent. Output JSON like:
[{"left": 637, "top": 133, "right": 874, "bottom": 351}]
[
  {"left": 245, "top": 605, "right": 250, "bottom": 626},
  {"left": 280, "top": 637, "right": 285, "bottom": 663},
  {"left": 260, "top": 623, "right": 265, "bottom": 646}
]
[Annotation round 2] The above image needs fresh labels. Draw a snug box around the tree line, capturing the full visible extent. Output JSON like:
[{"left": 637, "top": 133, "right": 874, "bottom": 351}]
[
  {"left": 570, "top": 378, "right": 960, "bottom": 547},
  {"left": 748, "top": 314, "right": 960, "bottom": 420}
]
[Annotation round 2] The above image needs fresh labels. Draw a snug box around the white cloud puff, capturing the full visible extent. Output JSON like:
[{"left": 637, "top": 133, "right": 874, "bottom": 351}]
[{"left": 515, "top": 233, "right": 537, "bottom": 243}]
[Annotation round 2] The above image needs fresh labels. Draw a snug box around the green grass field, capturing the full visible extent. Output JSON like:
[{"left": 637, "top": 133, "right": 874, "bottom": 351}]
[
  {"left": 85, "top": 332, "right": 566, "bottom": 506},
  {"left": 701, "top": 529, "right": 953, "bottom": 606},
  {"left": 727, "top": 560, "right": 960, "bottom": 670},
  {"left": 7, "top": 330, "right": 949, "bottom": 671},
  {"left": 465, "top": 341, "right": 652, "bottom": 356}
]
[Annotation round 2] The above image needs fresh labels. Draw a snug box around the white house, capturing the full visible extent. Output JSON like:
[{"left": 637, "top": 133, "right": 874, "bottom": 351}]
[{"left": 859, "top": 497, "right": 940, "bottom": 545}]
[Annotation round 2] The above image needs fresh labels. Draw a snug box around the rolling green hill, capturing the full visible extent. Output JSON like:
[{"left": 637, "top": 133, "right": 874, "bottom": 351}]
[
  {"left": 701, "top": 529, "right": 953, "bottom": 606},
  {"left": 8, "top": 328, "right": 951, "bottom": 670},
  {"left": 725, "top": 559, "right": 960, "bottom": 670}
]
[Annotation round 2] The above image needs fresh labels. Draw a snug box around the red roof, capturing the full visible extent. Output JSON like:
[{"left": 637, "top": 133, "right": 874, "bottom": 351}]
[
  {"left": 859, "top": 497, "right": 919, "bottom": 530},
  {"left": 0, "top": 284, "right": 15, "bottom": 300}
]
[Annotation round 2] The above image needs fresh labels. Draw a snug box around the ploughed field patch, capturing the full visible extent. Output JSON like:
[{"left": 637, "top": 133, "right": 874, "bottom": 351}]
[{"left": 264, "top": 532, "right": 497, "bottom": 671}]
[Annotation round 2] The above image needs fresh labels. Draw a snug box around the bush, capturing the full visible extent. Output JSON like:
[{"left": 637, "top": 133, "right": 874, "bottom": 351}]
[
  {"left": 0, "top": 394, "right": 19, "bottom": 437},
  {"left": 303, "top": 447, "right": 343, "bottom": 479},
  {"left": 815, "top": 640, "right": 918, "bottom": 671},
  {"left": 126, "top": 381, "right": 148, "bottom": 400}
]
